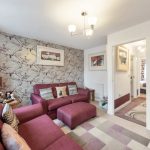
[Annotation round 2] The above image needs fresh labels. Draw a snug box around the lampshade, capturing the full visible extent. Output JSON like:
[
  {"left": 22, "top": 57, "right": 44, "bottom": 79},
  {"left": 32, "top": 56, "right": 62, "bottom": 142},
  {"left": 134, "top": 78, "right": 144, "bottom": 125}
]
[
  {"left": 88, "top": 17, "right": 97, "bottom": 25},
  {"left": 85, "top": 29, "right": 93, "bottom": 36},
  {"left": 68, "top": 24, "right": 76, "bottom": 33}
]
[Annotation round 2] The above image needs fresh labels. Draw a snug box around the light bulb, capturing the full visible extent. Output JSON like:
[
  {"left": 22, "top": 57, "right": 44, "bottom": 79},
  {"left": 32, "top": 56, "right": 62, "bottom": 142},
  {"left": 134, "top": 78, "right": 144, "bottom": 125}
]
[
  {"left": 88, "top": 17, "right": 97, "bottom": 25},
  {"left": 85, "top": 29, "right": 93, "bottom": 36},
  {"left": 68, "top": 25, "right": 76, "bottom": 33}
]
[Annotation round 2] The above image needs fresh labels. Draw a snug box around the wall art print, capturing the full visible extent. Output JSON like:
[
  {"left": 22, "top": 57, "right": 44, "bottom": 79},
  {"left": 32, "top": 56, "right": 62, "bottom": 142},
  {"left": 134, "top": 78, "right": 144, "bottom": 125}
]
[
  {"left": 37, "top": 46, "right": 64, "bottom": 66},
  {"left": 0, "top": 32, "right": 84, "bottom": 105},
  {"left": 89, "top": 52, "right": 106, "bottom": 70},
  {"left": 116, "top": 46, "right": 129, "bottom": 71}
]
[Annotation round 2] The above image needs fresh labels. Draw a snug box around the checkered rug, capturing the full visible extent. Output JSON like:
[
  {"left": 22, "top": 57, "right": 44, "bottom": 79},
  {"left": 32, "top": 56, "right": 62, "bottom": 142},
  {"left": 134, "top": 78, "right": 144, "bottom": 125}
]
[{"left": 60, "top": 117, "right": 150, "bottom": 150}]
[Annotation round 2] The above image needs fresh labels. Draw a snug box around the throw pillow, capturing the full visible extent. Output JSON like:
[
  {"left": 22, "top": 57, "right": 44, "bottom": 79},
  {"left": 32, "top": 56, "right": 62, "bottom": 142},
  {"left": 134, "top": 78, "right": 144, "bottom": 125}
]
[
  {"left": 2, "top": 123, "right": 31, "bottom": 150},
  {"left": 68, "top": 85, "right": 78, "bottom": 95},
  {"left": 2, "top": 103, "right": 19, "bottom": 131},
  {"left": 56, "top": 86, "right": 67, "bottom": 98},
  {"left": 39, "top": 88, "right": 54, "bottom": 100}
]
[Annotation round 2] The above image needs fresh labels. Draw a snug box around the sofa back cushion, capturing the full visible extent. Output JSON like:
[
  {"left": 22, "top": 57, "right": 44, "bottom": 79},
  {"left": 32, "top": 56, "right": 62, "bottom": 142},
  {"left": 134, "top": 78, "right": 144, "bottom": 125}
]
[
  {"left": 56, "top": 86, "right": 67, "bottom": 98},
  {"left": 33, "top": 82, "right": 77, "bottom": 98},
  {"left": 39, "top": 88, "right": 54, "bottom": 100},
  {"left": 59, "top": 82, "right": 77, "bottom": 95},
  {"left": 33, "top": 84, "right": 51, "bottom": 95},
  {"left": 2, "top": 104, "right": 19, "bottom": 132},
  {"left": 68, "top": 85, "right": 78, "bottom": 95},
  {"left": 33, "top": 84, "right": 59, "bottom": 98},
  {"left": 2, "top": 123, "right": 31, "bottom": 150}
]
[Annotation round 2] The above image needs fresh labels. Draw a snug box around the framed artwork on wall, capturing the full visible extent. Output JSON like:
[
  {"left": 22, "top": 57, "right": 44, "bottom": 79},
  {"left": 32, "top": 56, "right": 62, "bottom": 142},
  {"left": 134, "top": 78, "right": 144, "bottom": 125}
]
[
  {"left": 89, "top": 52, "right": 106, "bottom": 70},
  {"left": 116, "top": 46, "right": 129, "bottom": 71},
  {"left": 37, "top": 46, "right": 64, "bottom": 66}
]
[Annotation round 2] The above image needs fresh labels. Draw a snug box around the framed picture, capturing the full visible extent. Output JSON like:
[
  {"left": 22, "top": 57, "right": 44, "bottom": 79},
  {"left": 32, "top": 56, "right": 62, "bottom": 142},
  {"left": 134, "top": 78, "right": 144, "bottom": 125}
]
[
  {"left": 89, "top": 52, "right": 106, "bottom": 70},
  {"left": 116, "top": 46, "right": 129, "bottom": 71},
  {"left": 37, "top": 46, "right": 64, "bottom": 66}
]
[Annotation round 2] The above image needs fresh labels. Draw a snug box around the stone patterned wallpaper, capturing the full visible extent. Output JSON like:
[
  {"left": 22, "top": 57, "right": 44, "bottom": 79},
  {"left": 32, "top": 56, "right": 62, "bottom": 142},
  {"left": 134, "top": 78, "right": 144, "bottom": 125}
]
[{"left": 0, "top": 32, "right": 84, "bottom": 105}]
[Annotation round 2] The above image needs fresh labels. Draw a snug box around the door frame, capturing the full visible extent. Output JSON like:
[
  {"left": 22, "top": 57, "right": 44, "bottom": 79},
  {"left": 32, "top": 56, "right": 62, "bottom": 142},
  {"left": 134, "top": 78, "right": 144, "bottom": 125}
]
[{"left": 107, "top": 38, "right": 150, "bottom": 129}]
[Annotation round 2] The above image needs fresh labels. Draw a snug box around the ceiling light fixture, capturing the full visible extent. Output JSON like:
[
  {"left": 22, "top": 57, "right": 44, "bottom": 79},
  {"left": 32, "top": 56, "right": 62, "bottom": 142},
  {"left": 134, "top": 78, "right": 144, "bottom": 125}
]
[{"left": 68, "top": 11, "right": 97, "bottom": 37}]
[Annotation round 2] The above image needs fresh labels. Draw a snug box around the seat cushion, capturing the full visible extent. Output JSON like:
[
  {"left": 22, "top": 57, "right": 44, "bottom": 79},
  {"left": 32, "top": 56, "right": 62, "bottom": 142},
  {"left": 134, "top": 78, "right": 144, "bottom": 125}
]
[
  {"left": 45, "top": 135, "right": 83, "bottom": 150},
  {"left": 18, "top": 115, "right": 64, "bottom": 150},
  {"left": 48, "top": 97, "right": 72, "bottom": 111},
  {"left": 70, "top": 94, "right": 88, "bottom": 103}
]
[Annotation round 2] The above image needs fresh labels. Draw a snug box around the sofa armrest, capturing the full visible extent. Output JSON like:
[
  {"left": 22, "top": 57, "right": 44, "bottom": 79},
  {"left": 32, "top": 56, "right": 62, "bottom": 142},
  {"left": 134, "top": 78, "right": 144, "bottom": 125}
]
[
  {"left": 31, "top": 93, "right": 44, "bottom": 104},
  {"left": 78, "top": 88, "right": 90, "bottom": 102},
  {"left": 13, "top": 103, "right": 45, "bottom": 124}
]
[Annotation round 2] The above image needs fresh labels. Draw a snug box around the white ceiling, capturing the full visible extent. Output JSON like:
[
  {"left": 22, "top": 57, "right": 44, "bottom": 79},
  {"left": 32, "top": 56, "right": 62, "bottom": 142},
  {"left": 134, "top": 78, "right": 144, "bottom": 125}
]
[{"left": 0, "top": 0, "right": 150, "bottom": 49}]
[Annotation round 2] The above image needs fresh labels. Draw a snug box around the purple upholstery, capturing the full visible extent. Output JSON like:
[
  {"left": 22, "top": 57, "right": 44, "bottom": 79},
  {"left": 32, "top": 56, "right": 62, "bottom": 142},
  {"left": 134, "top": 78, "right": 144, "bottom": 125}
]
[
  {"left": 19, "top": 115, "right": 64, "bottom": 150},
  {"left": 70, "top": 94, "right": 88, "bottom": 103},
  {"left": 47, "top": 97, "right": 72, "bottom": 111},
  {"left": 45, "top": 135, "right": 83, "bottom": 150},
  {"left": 31, "top": 93, "right": 44, "bottom": 104},
  {"left": 0, "top": 120, "right": 4, "bottom": 150},
  {"left": 57, "top": 102, "right": 96, "bottom": 129},
  {"left": 78, "top": 88, "right": 90, "bottom": 102},
  {"left": 14, "top": 103, "right": 45, "bottom": 124},
  {"left": 31, "top": 82, "right": 90, "bottom": 119},
  {"left": 0, "top": 103, "right": 83, "bottom": 150},
  {"left": 0, "top": 143, "right": 4, "bottom": 150}
]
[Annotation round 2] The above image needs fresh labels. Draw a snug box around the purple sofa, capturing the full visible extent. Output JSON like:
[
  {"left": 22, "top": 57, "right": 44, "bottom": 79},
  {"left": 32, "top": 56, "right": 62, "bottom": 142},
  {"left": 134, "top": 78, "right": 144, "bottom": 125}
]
[
  {"left": 0, "top": 103, "right": 83, "bottom": 150},
  {"left": 31, "top": 82, "right": 90, "bottom": 119}
]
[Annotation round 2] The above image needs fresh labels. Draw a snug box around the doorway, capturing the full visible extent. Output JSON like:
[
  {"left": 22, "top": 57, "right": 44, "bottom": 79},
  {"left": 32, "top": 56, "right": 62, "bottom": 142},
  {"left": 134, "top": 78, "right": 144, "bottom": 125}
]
[{"left": 115, "top": 40, "right": 146, "bottom": 126}]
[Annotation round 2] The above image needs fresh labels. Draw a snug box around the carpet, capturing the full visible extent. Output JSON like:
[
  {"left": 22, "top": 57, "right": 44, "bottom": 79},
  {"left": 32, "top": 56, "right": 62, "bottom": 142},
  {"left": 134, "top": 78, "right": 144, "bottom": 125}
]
[
  {"left": 125, "top": 102, "right": 146, "bottom": 123},
  {"left": 60, "top": 117, "right": 150, "bottom": 150},
  {"left": 116, "top": 97, "right": 146, "bottom": 126}
]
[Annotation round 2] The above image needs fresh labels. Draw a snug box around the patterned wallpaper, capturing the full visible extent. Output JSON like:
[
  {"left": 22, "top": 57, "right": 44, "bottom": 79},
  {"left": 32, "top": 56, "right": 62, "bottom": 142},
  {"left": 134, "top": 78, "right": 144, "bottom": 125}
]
[{"left": 0, "top": 32, "right": 84, "bottom": 105}]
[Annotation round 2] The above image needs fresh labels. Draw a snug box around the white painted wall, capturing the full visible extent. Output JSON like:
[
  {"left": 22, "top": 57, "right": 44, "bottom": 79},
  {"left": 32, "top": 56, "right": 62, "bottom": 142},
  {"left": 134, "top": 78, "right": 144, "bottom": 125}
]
[
  {"left": 84, "top": 45, "right": 107, "bottom": 101},
  {"left": 107, "top": 20, "right": 150, "bottom": 129},
  {"left": 114, "top": 47, "right": 131, "bottom": 100}
]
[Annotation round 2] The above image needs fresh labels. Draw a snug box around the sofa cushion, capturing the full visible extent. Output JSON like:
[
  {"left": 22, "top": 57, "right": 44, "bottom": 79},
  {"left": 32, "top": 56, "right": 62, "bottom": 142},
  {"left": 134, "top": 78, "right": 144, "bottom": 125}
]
[
  {"left": 70, "top": 95, "right": 87, "bottom": 103},
  {"left": 18, "top": 115, "right": 64, "bottom": 150},
  {"left": 56, "top": 86, "right": 67, "bottom": 98},
  {"left": 39, "top": 87, "right": 54, "bottom": 100},
  {"left": 59, "top": 82, "right": 77, "bottom": 95},
  {"left": 47, "top": 97, "right": 72, "bottom": 111},
  {"left": 33, "top": 84, "right": 52, "bottom": 95},
  {"left": 68, "top": 85, "right": 78, "bottom": 95},
  {"left": 44, "top": 135, "right": 83, "bottom": 150},
  {"left": 2, "top": 123, "right": 31, "bottom": 150},
  {"left": 2, "top": 104, "right": 19, "bottom": 131},
  {"left": 33, "top": 83, "right": 59, "bottom": 98}
]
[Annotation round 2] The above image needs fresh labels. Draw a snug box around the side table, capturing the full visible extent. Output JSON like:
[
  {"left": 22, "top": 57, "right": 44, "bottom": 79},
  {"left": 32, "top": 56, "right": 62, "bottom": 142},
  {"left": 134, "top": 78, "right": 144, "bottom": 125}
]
[{"left": 89, "top": 89, "right": 95, "bottom": 101}]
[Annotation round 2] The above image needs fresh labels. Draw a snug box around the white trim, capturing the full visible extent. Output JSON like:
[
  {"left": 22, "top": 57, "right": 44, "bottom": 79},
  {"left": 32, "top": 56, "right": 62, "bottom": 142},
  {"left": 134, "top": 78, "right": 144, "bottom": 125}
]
[{"left": 107, "top": 21, "right": 150, "bottom": 130}]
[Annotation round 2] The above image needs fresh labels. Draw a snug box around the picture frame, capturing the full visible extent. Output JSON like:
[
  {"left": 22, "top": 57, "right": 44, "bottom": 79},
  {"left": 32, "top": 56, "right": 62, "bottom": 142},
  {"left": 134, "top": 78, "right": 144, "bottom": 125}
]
[
  {"left": 116, "top": 46, "right": 129, "bottom": 71},
  {"left": 37, "top": 46, "right": 64, "bottom": 66},
  {"left": 89, "top": 52, "right": 106, "bottom": 70}
]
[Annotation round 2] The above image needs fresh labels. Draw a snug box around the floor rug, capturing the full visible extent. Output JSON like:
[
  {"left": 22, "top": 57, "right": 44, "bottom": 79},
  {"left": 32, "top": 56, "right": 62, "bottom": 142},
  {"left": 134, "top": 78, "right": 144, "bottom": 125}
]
[
  {"left": 61, "top": 117, "right": 150, "bottom": 150},
  {"left": 116, "top": 97, "right": 146, "bottom": 126},
  {"left": 125, "top": 102, "right": 146, "bottom": 123}
]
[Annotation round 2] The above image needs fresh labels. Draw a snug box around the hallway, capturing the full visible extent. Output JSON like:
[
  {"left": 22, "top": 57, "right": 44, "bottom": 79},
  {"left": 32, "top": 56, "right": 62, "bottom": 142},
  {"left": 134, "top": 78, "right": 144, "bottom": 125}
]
[{"left": 116, "top": 97, "right": 146, "bottom": 126}]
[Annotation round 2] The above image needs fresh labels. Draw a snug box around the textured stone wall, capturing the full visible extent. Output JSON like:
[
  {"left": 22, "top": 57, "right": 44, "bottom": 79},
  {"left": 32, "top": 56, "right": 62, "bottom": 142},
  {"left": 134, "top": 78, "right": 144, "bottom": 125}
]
[{"left": 0, "top": 32, "right": 84, "bottom": 105}]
